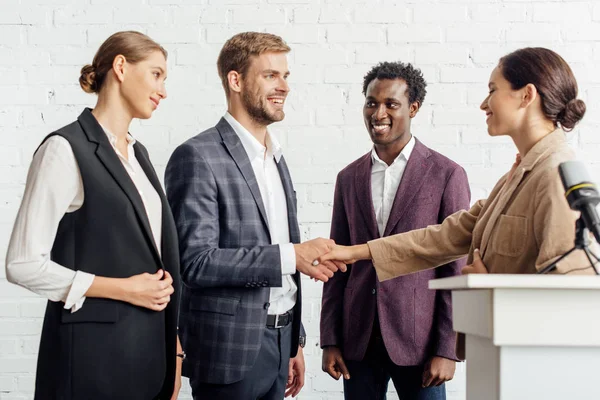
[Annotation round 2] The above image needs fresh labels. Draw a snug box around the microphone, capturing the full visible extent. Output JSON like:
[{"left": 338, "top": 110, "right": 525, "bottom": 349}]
[{"left": 559, "top": 161, "right": 600, "bottom": 243}]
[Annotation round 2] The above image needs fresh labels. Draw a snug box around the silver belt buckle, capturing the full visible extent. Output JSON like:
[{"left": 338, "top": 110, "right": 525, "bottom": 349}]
[{"left": 274, "top": 313, "right": 283, "bottom": 328}]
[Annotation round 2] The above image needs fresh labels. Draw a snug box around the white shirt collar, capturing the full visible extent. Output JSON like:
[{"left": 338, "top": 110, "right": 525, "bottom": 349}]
[
  {"left": 224, "top": 112, "right": 283, "bottom": 162},
  {"left": 371, "top": 135, "right": 416, "bottom": 168},
  {"left": 99, "top": 123, "right": 136, "bottom": 147}
]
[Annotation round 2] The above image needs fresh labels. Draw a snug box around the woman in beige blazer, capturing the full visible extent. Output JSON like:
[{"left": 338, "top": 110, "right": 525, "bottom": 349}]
[{"left": 321, "top": 47, "right": 595, "bottom": 281}]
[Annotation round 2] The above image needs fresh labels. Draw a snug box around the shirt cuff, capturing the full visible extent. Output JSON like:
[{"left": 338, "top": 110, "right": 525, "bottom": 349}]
[
  {"left": 279, "top": 243, "right": 296, "bottom": 275},
  {"left": 64, "top": 270, "right": 95, "bottom": 313}
]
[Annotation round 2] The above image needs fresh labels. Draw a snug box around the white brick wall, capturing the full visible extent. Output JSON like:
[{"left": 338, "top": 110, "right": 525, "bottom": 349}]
[{"left": 1, "top": 1, "right": 600, "bottom": 399}]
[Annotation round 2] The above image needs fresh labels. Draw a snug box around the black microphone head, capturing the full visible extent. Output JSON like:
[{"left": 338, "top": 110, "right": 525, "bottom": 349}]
[{"left": 559, "top": 160, "right": 594, "bottom": 191}]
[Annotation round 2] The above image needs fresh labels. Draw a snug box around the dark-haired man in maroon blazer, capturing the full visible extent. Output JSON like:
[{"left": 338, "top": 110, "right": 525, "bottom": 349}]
[{"left": 320, "top": 61, "right": 471, "bottom": 400}]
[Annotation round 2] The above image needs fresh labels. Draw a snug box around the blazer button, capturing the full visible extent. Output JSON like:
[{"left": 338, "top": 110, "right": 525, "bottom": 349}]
[
  {"left": 372, "top": 288, "right": 376, "bottom": 295},
  {"left": 264, "top": 302, "right": 270, "bottom": 310}
]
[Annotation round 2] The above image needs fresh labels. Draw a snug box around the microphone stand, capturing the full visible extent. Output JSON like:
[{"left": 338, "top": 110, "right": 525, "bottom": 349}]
[{"left": 538, "top": 217, "right": 600, "bottom": 275}]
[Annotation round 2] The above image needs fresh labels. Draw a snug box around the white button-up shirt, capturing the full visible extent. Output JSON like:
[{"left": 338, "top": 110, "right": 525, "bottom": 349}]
[
  {"left": 371, "top": 136, "right": 416, "bottom": 236},
  {"left": 224, "top": 113, "right": 297, "bottom": 315},
  {"left": 5, "top": 126, "right": 162, "bottom": 312}
]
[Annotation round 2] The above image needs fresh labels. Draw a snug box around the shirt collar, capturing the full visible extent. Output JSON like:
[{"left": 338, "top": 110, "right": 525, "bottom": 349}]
[
  {"left": 371, "top": 135, "right": 415, "bottom": 167},
  {"left": 224, "top": 112, "right": 283, "bottom": 162},
  {"left": 519, "top": 128, "right": 566, "bottom": 172},
  {"left": 99, "top": 123, "right": 136, "bottom": 147}
]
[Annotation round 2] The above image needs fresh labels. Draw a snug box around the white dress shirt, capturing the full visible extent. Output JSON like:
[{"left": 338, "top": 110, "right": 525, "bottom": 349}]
[
  {"left": 224, "top": 113, "right": 297, "bottom": 315},
  {"left": 5, "top": 126, "right": 163, "bottom": 312},
  {"left": 371, "top": 136, "right": 416, "bottom": 237}
]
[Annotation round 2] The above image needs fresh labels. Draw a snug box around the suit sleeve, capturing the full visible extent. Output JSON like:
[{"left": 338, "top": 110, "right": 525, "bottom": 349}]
[
  {"left": 367, "top": 195, "right": 483, "bottom": 282},
  {"left": 432, "top": 166, "right": 471, "bottom": 361},
  {"left": 165, "top": 142, "right": 283, "bottom": 289},
  {"left": 320, "top": 173, "right": 351, "bottom": 348}
]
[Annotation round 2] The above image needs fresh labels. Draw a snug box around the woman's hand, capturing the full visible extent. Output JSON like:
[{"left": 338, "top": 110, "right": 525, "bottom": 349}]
[
  {"left": 462, "top": 249, "right": 489, "bottom": 274},
  {"left": 318, "top": 244, "right": 371, "bottom": 266},
  {"left": 122, "top": 269, "right": 174, "bottom": 311}
]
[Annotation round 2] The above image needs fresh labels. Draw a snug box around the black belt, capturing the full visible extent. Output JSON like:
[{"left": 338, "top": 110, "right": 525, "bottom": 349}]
[{"left": 266, "top": 310, "right": 293, "bottom": 328}]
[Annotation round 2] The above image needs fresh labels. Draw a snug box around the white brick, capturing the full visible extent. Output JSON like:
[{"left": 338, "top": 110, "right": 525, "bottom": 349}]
[
  {"left": 294, "top": 45, "right": 353, "bottom": 65},
  {"left": 21, "top": 338, "right": 41, "bottom": 355},
  {"left": 315, "top": 107, "right": 344, "bottom": 126},
  {"left": 0, "top": 303, "right": 19, "bottom": 317},
  {"left": 20, "top": 301, "right": 46, "bottom": 318},
  {"left": 0, "top": 340, "right": 18, "bottom": 356},
  {"left": 413, "top": 4, "right": 468, "bottom": 23},
  {"left": 268, "top": 25, "right": 320, "bottom": 44},
  {"left": 176, "top": 44, "right": 221, "bottom": 65},
  {"left": 0, "top": 68, "right": 22, "bottom": 85},
  {"left": 506, "top": 23, "right": 561, "bottom": 42},
  {"left": 388, "top": 24, "right": 442, "bottom": 43},
  {"left": 21, "top": 0, "right": 77, "bottom": 4},
  {"left": 293, "top": 7, "right": 319, "bottom": 24},
  {"left": 471, "top": 44, "right": 521, "bottom": 65},
  {"left": 17, "top": 376, "right": 35, "bottom": 392},
  {"left": 326, "top": 24, "right": 386, "bottom": 44},
  {"left": 0, "top": 358, "right": 37, "bottom": 373},
  {"left": 147, "top": 27, "right": 202, "bottom": 44},
  {"left": 316, "top": 6, "right": 352, "bottom": 23},
  {"left": 113, "top": 7, "right": 169, "bottom": 24},
  {"left": 462, "top": 127, "right": 513, "bottom": 145},
  {"left": 427, "top": 84, "right": 467, "bottom": 105},
  {"left": 441, "top": 67, "right": 490, "bottom": 84},
  {"left": 415, "top": 45, "right": 469, "bottom": 65},
  {"left": 324, "top": 65, "right": 366, "bottom": 84},
  {"left": 354, "top": 5, "right": 410, "bottom": 24},
  {"left": 533, "top": 3, "right": 591, "bottom": 22},
  {"left": 564, "top": 23, "right": 600, "bottom": 42},
  {"left": 446, "top": 24, "right": 503, "bottom": 43},
  {"left": 0, "top": 109, "right": 21, "bottom": 127},
  {"left": 205, "top": 25, "right": 263, "bottom": 44},
  {"left": 354, "top": 45, "right": 413, "bottom": 65},
  {"left": 0, "top": 26, "right": 23, "bottom": 45},
  {"left": 0, "top": 6, "right": 51, "bottom": 25},
  {"left": 24, "top": 66, "right": 80, "bottom": 85},
  {"left": 434, "top": 108, "right": 483, "bottom": 126},
  {"left": 470, "top": 4, "right": 527, "bottom": 22},
  {"left": 54, "top": 6, "right": 113, "bottom": 25},
  {"left": 0, "top": 376, "right": 16, "bottom": 391},
  {"left": 27, "top": 27, "right": 86, "bottom": 45},
  {"left": 233, "top": 7, "right": 286, "bottom": 24},
  {"left": 310, "top": 184, "right": 335, "bottom": 203},
  {"left": 0, "top": 87, "right": 49, "bottom": 106}
]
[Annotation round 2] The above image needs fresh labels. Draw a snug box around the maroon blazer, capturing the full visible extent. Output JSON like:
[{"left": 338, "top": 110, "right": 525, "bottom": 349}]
[{"left": 320, "top": 138, "right": 470, "bottom": 365}]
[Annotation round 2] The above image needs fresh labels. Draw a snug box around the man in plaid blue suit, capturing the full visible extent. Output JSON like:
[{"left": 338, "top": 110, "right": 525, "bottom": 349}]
[{"left": 165, "top": 32, "right": 346, "bottom": 400}]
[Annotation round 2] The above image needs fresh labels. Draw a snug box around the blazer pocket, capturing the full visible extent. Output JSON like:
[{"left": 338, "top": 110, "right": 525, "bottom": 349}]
[
  {"left": 493, "top": 214, "right": 528, "bottom": 257},
  {"left": 61, "top": 299, "right": 118, "bottom": 324},
  {"left": 190, "top": 295, "right": 240, "bottom": 316}
]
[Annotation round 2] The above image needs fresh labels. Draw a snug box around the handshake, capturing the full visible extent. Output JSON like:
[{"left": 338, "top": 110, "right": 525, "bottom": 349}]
[{"left": 294, "top": 239, "right": 368, "bottom": 282}]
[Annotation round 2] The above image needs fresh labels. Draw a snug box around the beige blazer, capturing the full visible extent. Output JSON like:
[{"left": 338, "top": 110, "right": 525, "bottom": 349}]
[{"left": 368, "top": 129, "right": 594, "bottom": 281}]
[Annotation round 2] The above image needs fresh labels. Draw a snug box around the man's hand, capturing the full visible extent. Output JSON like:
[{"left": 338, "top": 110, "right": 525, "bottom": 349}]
[
  {"left": 294, "top": 238, "right": 346, "bottom": 282},
  {"left": 170, "top": 336, "right": 183, "bottom": 400},
  {"left": 321, "top": 346, "right": 350, "bottom": 381},
  {"left": 285, "top": 346, "right": 305, "bottom": 398},
  {"left": 462, "top": 249, "right": 488, "bottom": 275},
  {"left": 422, "top": 356, "right": 456, "bottom": 387}
]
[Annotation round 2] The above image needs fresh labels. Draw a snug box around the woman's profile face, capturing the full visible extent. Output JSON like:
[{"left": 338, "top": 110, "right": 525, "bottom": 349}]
[
  {"left": 120, "top": 50, "right": 168, "bottom": 120},
  {"left": 480, "top": 65, "right": 524, "bottom": 137}
]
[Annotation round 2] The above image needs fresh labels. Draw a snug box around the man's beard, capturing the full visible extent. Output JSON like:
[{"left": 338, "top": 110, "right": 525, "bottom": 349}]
[{"left": 241, "top": 89, "right": 285, "bottom": 126}]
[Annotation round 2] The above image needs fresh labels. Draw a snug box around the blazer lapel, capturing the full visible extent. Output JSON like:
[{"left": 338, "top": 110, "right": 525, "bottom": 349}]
[
  {"left": 383, "top": 140, "right": 431, "bottom": 237},
  {"left": 77, "top": 109, "right": 163, "bottom": 267},
  {"left": 275, "top": 156, "right": 301, "bottom": 244},
  {"left": 354, "top": 153, "right": 380, "bottom": 239},
  {"left": 134, "top": 144, "right": 168, "bottom": 268},
  {"left": 216, "top": 118, "right": 270, "bottom": 232}
]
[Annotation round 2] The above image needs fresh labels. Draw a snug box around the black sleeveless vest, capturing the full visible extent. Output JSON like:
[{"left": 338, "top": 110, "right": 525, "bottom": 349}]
[{"left": 34, "top": 109, "right": 180, "bottom": 400}]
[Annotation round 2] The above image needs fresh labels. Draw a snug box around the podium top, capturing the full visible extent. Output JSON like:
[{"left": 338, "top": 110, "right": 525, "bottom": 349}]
[{"left": 429, "top": 274, "right": 600, "bottom": 290}]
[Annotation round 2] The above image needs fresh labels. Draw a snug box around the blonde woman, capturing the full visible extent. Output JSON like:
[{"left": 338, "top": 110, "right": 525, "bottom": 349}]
[{"left": 6, "top": 31, "right": 182, "bottom": 400}]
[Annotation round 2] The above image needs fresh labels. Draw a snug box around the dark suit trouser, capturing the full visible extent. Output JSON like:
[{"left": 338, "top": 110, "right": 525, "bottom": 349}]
[
  {"left": 190, "top": 322, "right": 292, "bottom": 400},
  {"left": 343, "top": 313, "right": 446, "bottom": 400}
]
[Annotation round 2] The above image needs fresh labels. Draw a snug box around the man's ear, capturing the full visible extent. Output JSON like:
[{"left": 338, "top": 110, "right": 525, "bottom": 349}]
[
  {"left": 409, "top": 101, "right": 420, "bottom": 118},
  {"left": 227, "top": 71, "right": 242, "bottom": 95}
]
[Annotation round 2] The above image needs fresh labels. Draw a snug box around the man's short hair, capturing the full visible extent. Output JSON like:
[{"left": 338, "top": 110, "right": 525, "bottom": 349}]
[
  {"left": 362, "top": 61, "right": 427, "bottom": 106},
  {"left": 217, "top": 32, "right": 291, "bottom": 98}
]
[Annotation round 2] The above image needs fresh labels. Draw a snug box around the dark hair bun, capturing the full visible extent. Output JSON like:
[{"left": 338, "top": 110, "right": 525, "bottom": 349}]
[
  {"left": 558, "top": 98, "right": 586, "bottom": 131},
  {"left": 79, "top": 64, "right": 98, "bottom": 94}
]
